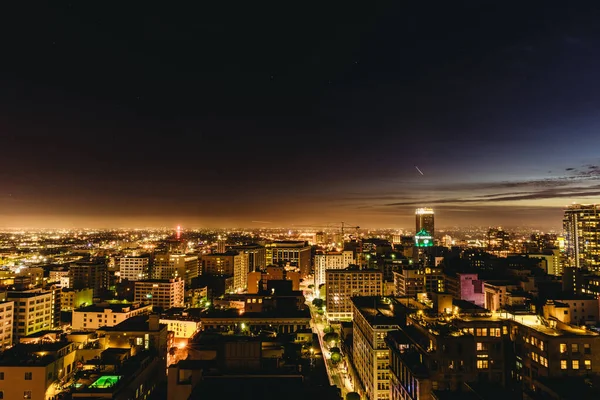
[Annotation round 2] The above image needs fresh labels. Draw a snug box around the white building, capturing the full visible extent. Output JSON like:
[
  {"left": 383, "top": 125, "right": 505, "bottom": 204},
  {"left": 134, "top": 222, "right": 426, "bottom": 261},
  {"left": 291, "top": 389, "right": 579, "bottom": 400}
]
[
  {"left": 134, "top": 278, "right": 185, "bottom": 309},
  {"left": 72, "top": 303, "right": 153, "bottom": 331},
  {"left": 7, "top": 290, "right": 53, "bottom": 340},
  {"left": 0, "top": 301, "right": 14, "bottom": 351},
  {"left": 119, "top": 256, "right": 150, "bottom": 281},
  {"left": 325, "top": 267, "right": 382, "bottom": 321},
  {"left": 314, "top": 250, "right": 354, "bottom": 288},
  {"left": 159, "top": 318, "right": 200, "bottom": 339},
  {"left": 49, "top": 270, "right": 69, "bottom": 284}
]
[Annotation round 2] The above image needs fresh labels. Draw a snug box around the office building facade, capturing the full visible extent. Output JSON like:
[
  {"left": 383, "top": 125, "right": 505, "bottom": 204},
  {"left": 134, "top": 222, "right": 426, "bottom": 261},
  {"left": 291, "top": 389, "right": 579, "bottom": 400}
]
[
  {"left": 134, "top": 278, "right": 185, "bottom": 309},
  {"left": 315, "top": 250, "right": 355, "bottom": 288},
  {"left": 325, "top": 268, "right": 383, "bottom": 321},
  {"left": 119, "top": 256, "right": 150, "bottom": 281}
]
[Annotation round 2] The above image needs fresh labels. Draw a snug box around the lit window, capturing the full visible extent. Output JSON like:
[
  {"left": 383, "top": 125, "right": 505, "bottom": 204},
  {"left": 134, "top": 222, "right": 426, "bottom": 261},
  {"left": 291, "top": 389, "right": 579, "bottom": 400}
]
[
  {"left": 477, "top": 360, "right": 488, "bottom": 369},
  {"left": 560, "top": 343, "right": 567, "bottom": 353},
  {"left": 572, "top": 360, "right": 580, "bottom": 369},
  {"left": 585, "top": 360, "right": 592, "bottom": 370},
  {"left": 561, "top": 360, "right": 567, "bottom": 370},
  {"left": 572, "top": 344, "right": 579, "bottom": 353}
]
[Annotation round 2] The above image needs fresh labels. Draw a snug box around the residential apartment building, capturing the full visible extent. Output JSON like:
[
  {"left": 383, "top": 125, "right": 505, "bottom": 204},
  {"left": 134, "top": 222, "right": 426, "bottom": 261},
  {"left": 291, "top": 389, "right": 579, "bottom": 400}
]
[
  {"left": 0, "top": 301, "right": 14, "bottom": 351},
  {"left": 68, "top": 261, "right": 108, "bottom": 297},
  {"left": 72, "top": 302, "right": 153, "bottom": 331},
  {"left": 134, "top": 278, "right": 185, "bottom": 309},
  {"left": 0, "top": 341, "right": 77, "bottom": 400},
  {"left": 153, "top": 253, "right": 199, "bottom": 284},
  {"left": 314, "top": 250, "right": 355, "bottom": 288},
  {"left": 326, "top": 267, "right": 383, "bottom": 321},
  {"left": 384, "top": 296, "right": 600, "bottom": 399},
  {"left": 159, "top": 318, "right": 200, "bottom": 339},
  {"left": 48, "top": 269, "right": 69, "bottom": 284},
  {"left": 352, "top": 297, "right": 399, "bottom": 400},
  {"left": 563, "top": 203, "right": 600, "bottom": 271},
  {"left": 543, "top": 295, "right": 600, "bottom": 326},
  {"left": 119, "top": 255, "right": 150, "bottom": 281},
  {"left": 265, "top": 241, "right": 312, "bottom": 277},
  {"left": 7, "top": 290, "right": 53, "bottom": 340}
]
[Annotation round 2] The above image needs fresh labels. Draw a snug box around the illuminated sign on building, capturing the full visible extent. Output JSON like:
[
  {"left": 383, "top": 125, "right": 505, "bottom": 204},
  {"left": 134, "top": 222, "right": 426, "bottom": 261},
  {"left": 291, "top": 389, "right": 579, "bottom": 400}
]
[{"left": 415, "top": 229, "right": 433, "bottom": 247}]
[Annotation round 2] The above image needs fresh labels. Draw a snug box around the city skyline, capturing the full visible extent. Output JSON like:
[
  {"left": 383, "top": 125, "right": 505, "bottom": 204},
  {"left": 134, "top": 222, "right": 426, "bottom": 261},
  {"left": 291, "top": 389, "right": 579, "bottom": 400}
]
[{"left": 3, "top": 4, "right": 600, "bottom": 229}]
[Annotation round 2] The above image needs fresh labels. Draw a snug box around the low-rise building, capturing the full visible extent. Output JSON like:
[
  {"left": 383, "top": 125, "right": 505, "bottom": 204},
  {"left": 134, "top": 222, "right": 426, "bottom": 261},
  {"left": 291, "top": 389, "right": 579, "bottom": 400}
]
[
  {"left": 0, "top": 341, "right": 77, "bottom": 400},
  {"left": 72, "top": 302, "right": 153, "bottom": 331},
  {"left": 200, "top": 309, "right": 310, "bottom": 335},
  {"left": 0, "top": 300, "right": 14, "bottom": 351}
]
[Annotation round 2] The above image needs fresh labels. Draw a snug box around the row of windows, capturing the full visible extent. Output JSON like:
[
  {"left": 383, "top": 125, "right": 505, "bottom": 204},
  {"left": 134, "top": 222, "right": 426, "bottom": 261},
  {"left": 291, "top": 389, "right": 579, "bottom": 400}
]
[
  {"left": 560, "top": 343, "right": 591, "bottom": 354},
  {"left": 560, "top": 359, "right": 592, "bottom": 370}
]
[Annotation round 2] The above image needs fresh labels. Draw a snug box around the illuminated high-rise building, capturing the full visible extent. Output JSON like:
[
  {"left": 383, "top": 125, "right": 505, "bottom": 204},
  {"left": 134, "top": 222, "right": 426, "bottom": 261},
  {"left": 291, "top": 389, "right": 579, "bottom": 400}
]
[
  {"left": 217, "top": 235, "right": 227, "bottom": 253},
  {"left": 563, "top": 204, "right": 600, "bottom": 271},
  {"left": 415, "top": 207, "right": 435, "bottom": 236}
]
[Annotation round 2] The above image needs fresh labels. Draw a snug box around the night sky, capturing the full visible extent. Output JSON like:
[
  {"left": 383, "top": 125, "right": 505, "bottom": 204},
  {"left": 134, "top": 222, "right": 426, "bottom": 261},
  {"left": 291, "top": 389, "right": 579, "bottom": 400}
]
[{"left": 2, "top": 3, "right": 600, "bottom": 230}]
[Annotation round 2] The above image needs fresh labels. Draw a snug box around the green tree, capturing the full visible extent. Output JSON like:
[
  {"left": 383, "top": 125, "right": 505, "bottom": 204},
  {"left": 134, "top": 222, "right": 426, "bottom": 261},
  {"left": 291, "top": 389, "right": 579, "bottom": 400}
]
[
  {"left": 323, "top": 325, "right": 334, "bottom": 334},
  {"left": 312, "top": 298, "right": 324, "bottom": 308},
  {"left": 330, "top": 351, "right": 342, "bottom": 364},
  {"left": 346, "top": 392, "right": 361, "bottom": 400},
  {"left": 323, "top": 331, "right": 339, "bottom": 345}
]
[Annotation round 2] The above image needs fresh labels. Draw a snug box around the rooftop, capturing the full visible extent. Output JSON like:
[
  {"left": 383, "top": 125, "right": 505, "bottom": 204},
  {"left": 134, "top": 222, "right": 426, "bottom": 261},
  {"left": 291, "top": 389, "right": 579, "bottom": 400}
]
[
  {"left": 99, "top": 315, "right": 166, "bottom": 332},
  {"left": 0, "top": 341, "right": 74, "bottom": 366},
  {"left": 75, "top": 302, "right": 150, "bottom": 313},
  {"left": 201, "top": 309, "right": 310, "bottom": 320},
  {"left": 134, "top": 279, "right": 182, "bottom": 284},
  {"left": 7, "top": 290, "right": 50, "bottom": 298},
  {"left": 351, "top": 297, "right": 399, "bottom": 326}
]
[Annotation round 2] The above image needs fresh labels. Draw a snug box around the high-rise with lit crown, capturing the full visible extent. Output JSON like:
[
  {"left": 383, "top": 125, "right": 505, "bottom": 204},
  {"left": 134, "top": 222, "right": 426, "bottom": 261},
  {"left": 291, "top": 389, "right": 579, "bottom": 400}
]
[
  {"left": 415, "top": 207, "right": 435, "bottom": 236},
  {"left": 563, "top": 203, "right": 600, "bottom": 271}
]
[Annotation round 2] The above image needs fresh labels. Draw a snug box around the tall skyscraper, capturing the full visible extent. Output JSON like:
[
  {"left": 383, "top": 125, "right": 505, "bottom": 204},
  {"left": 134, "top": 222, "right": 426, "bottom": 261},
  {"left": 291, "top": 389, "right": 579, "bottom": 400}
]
[
  {"left": 415, "top": 207, "right": 435, "bottom": 236},
  {"left": 563, "top": 204, "right": 600, "bottom": 271}
]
